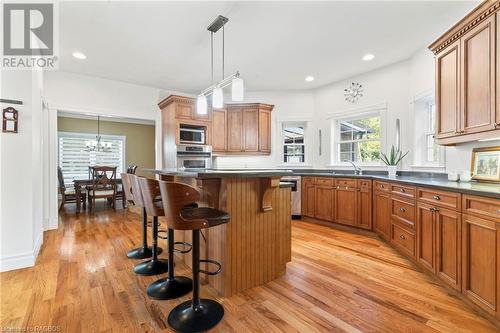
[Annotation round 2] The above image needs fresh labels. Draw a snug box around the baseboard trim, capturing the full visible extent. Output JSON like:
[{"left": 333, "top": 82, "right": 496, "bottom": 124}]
[{"left": 0, "top": 231, "right": 44, "bottom": 272}]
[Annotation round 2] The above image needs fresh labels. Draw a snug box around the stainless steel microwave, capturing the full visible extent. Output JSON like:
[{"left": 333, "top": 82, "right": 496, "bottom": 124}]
[{"left": 179, "top": 126, "right": 205, "bottom": 145}]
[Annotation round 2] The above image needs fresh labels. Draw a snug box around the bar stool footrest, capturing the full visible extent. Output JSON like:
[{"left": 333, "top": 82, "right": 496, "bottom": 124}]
[
  {"left": 199, "top": 259, "right": 222, "bottom": 276},
  {"left": 157, "top": 230, "right": 168, "bottom": 240},
  {"left": 174, "top": 241, "right": 192, "bottom": 254}
]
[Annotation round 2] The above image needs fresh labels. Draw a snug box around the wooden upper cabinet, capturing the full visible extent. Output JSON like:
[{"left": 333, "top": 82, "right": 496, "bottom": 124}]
[
  {"left": 227, "top": 108, "right": 244, "bottom": 152},
  {"left": 430, "top": 1, "right": 500, "bottom": 144},
  {"left": 461, "top": 15, "right": 496, "bottom": 135},
  {"left": 436, "top": 41, "right": 460, "bottom": 139},
  {"left": 212, "top": 109, "right": 227, "bottom": 152},
  {"left": 258, "top": 109, "right": 272, "bottom": 153},
  {"left": 243, "top": 109, "right": 259, "bottom": 152}
]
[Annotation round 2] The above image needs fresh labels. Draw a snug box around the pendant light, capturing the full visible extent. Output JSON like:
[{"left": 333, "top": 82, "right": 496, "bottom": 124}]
[{"left": 197, "top": 15, "right": 244, "bottom": 113}]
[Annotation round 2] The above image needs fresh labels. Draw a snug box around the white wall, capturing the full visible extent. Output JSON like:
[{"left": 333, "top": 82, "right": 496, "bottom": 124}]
[{"left": 1, "top": 69, "right": 44, "bottom": 272}]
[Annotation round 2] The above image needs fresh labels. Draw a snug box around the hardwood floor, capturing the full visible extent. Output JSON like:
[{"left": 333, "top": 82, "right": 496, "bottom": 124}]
[{"left": 1, "top": 205, "right": 497, "bottom": 333}]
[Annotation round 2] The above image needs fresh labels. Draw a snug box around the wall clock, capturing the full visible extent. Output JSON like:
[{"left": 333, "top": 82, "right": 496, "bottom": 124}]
[{"left": 344, "top": 82, "right": 364, "bottom": 103}]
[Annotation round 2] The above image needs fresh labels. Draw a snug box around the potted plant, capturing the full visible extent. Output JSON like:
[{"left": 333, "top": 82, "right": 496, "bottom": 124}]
[{"left": 380, "top": 145, "right": 408, "bottom": 177}]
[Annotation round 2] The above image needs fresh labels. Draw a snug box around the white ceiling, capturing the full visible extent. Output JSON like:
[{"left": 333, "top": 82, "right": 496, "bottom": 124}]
[{"left": 59, "top": 1, "right": 478, "bottom": 93}]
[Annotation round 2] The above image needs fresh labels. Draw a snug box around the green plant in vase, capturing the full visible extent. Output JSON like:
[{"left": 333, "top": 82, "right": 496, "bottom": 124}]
[{"left": 380, "top": 145, "right": 408, "bottom": 177}]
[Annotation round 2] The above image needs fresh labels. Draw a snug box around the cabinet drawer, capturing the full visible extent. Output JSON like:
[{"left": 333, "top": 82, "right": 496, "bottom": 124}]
[
  {"left": 302, "top": 177, "right": 316, "bottom": 186},
  {"left": 336, "top": 178, "right": 356, "bottom": 188},
  {"left": 357, "top": 179, "right": 372, "bottom": 188},
  {"left": 462, "top": 194, "right": 500, "bottom": 222},
  {"left": 391, "top": 197, "right": 416, "bottom": 229},
  {"left": 316, "top": 177, "right": 334, "bottom": 186},
  {"left": 391, "top": 184, "right": 416, "bottom": 199},
  {"left": 417, "top": 188, "right": 461, "bottom": 211},
  {"left": 374, "top": 180, "right": 390, "bottom": 192},
  {"left": 391, "top": 224, "right": 415, "bottom": 257}
]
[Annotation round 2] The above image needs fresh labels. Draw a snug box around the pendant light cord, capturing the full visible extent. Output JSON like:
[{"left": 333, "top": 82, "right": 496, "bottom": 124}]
[
  {"left": 222, "top": 25, "right": 225, "bottom": 80},
  {"left": 211, "top": 31, "right": 214, "bottom": 84}
]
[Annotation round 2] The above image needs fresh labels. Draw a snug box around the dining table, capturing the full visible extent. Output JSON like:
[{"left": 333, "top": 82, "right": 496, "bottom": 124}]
[{"left": 73, "top": 178, "right": 122, "bottom": 213}]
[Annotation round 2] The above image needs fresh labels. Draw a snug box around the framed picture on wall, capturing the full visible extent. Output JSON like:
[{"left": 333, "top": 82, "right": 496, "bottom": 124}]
[{"left": 471, "top": 146, "right": 500, "bottom": 183}]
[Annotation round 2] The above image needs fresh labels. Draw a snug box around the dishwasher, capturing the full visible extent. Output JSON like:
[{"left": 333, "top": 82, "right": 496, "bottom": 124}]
[{"left": 281, "top": 176, "right": 301, "bottom": 219}]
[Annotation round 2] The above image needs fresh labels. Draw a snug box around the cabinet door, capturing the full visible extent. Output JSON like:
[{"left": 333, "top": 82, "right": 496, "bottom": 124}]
[
  {"left": 227, "top": 110, "right": 243, "bottom": 151},
  {"left": 461, "top": 15, "right": 496, "bottom": 134},
  {"left": 374, "top": 191, "right": 391, "bottom": 240},
  {"left": 212, "top": 110, "right": 227, "bottom": 152},
  {"left": 436, "top": 207, "right": 461, "bottom": 291},
  {"left": 302, "top": 184, "right": 316, "bottom": 218},
  {"left": 335, "top": 187, "right": 357, "bottom": 226},
  {"left": 357, "top": 186, "right": 372, "bottom": 230},
  {"left": 436, "top": 40, "right": 460, "bottom": 139},
  {"left": 462, "top": 214, "right": 499, "bottom": 316},
  {"left": 243, "top": 110, "right": 259, "bottom": 152},
  {"left": 258, "top": 110, "right": 271, "bottom": 153},
  {"left": 175, "top": 103, "right": 194, "bottom": 120},
  {"left": 416, "top": 202, "right": 436, "bottom": 273},
  {"left": 315, "top": 186, "right": 334, "bottom": 221}
]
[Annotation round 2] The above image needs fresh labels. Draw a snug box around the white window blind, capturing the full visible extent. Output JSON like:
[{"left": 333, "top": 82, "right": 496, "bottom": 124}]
[{"left": 58, "top": 132, "right": 125, "bottom": 189}]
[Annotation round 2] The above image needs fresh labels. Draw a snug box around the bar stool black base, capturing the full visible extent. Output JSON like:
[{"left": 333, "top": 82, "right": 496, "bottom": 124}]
[
  {"left": 147, "top": 276, "right": 193, "bottom": 300},
  {"left": 133, "top": 259, "right": 168, "bottom": 276},
  {"left": 127, "top": 246, "right": 162, "bottom": 259},
  {"left": 168, "top": 299, "right": 224, "bottom": 333}
]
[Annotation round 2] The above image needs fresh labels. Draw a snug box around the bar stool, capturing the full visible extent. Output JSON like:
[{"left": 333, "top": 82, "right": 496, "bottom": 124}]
[
  {"left": 131, "top": 175, "right": 168, "bottom": 275},
  {"left": 138, "top": 177, "right": 193, "bottom": 300},
  {"left": 121, "top": 173, "right": 156, "bottom": 259},
  {"left": 158, "top": 181, "right": 230, "bottom": 333}
]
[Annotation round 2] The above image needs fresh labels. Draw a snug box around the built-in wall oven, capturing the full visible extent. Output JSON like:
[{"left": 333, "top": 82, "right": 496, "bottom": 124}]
[
  {"left": 176, "top": 144, "right": 212, "bottom": 169},
  {"left": 179, "top": 125, "right": 206, "bottom": 145}
]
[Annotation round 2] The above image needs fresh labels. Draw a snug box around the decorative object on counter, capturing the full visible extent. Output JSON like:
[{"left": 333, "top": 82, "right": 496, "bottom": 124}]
[
  {"left": 196, "top": 15, "right": 244, "bottom": 114},
  {"left": 344, "top": 82, "right": 363, "bottom": 103},
  {"left": 447, "top": 172, "right": 459, "bottom": 182},
  {"left": 380, "top": 145, "right": 408, "bottom": 177},
  {"left": 459, "top": 170, "right": 471, "bottom": 182},
  {"left": 471, "top": 146, "right": 500, "bottom": 183},
  {"left": 2, "top": 107, "right": 18, "bottom": 133}
]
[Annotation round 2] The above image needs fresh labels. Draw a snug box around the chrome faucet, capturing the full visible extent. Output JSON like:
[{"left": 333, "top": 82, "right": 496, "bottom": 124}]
[{"left": 344, "top": 160, "right": 363, "bottom": 175}]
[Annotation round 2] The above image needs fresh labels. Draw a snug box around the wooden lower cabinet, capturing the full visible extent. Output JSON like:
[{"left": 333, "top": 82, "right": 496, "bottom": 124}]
[
  {"left": 335, "top": 185, "right": 357, "bottom": 226},
  {"left": 374, "top": 191, "right": 391, "bottom": 240},
  {"left": 302, "top": 182, "right": 316, "bottom": 218},
  {"left": 462, "top": 213, "right": 499, "bottom": 317},
  {"left": 435, "top": 207, "right": 462, "bottom": 291},
  {"left": 416, "top": 202, "right": 436, "bottom": 273},
  {"left": 357, "top": 185, "right": 372, "bottom": 230},
  {"left": 315, "top": 185, "right": 334, "bottom": 221}
]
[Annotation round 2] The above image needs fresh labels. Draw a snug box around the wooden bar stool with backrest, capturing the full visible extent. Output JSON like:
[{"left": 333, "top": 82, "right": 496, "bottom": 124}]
[
  {"left": 138, "top": 177, "right": 193, "bottom": 300},
  {"left": 122, "top": 173, "right": 156, "bottom": 259},
  {"left": 130, "top": 175, "right": 167, "bottom": 275},
  {"left": 158, "top": 181, "right": 230, "bottom": 333}
]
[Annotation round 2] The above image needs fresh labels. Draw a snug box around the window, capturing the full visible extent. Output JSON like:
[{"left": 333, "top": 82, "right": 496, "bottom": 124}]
[
  {"left": 283, "top": 125, "right": 305, "bottom": 164},
  {"left": 336, "top": 115, "right": 381, "bottom": 163},
  {"left": 425, "top": 103, "right": 439, "bottom": 163},
  {"left": 58, "top": 132, "right": 125, "bottom": 189}
]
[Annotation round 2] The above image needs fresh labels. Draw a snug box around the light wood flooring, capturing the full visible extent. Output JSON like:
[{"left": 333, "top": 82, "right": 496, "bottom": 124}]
[{"left": 1, "top": 205, "right": 498, "bottom": 333}]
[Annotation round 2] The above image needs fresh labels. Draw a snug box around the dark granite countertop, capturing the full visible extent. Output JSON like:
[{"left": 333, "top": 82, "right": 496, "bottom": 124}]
[
  {"left": 145, "top": 168, "right": 294, "bottom": 179},
  {"left": 293, "top": 170, "right": 500, "bottom": 199}
]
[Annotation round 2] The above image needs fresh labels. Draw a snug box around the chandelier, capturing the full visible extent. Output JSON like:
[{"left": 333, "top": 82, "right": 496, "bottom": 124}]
[
  {"left": 85, "top": 115, "right": 112, "bottom": 152},
  {"left": 196, "top": 15, "right": 244, "bottom": 115}
]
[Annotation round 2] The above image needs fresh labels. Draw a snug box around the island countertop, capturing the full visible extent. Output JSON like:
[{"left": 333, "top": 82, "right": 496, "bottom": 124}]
[{"left": 145, "top": 168, "right": 294, "bottom": 178}]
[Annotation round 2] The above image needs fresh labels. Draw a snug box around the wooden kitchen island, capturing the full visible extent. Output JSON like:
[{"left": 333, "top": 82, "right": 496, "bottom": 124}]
[{"left": 147, "top": 169, "right": 293, "bottom": 297}]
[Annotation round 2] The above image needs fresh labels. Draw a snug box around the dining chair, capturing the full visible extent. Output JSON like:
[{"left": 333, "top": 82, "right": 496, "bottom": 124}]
[
  {"left": 87, "top": 166, "right": 117, "bottom": 212},
  {"left": 58, "top": 167, "right": 86, "bottom": 210}
]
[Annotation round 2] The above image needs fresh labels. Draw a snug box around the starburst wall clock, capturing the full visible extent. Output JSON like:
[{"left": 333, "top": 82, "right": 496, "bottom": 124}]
[{"left": 344, "top": 82, "right": 364, "bottom": 103}]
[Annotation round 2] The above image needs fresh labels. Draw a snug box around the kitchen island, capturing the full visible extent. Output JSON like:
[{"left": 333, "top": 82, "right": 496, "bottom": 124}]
[{"left": 147, "top": 168, "right": 293, "bottom": 297}]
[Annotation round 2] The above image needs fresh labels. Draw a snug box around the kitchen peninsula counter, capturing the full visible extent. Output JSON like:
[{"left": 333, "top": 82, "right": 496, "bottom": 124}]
[{"left": 147, "top": 168, "right": 292, "bottom": 297}]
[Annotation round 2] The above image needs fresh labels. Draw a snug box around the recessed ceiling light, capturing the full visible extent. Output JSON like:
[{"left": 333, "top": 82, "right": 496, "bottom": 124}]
[
  {"left": 362, "top": 54, "right": 375, "bottom": 61},
  {"left": 305, "top": 75, "right": 314, "bottom": 82},
  {"left": 72, "top": 51, "right": 87, "bottom": 60}
]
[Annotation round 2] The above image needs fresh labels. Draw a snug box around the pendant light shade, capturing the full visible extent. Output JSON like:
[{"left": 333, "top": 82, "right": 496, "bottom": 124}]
[
  {"left": 212, "top": 87, "right": 224, "bottom": 108},
  {"left": 196, "top": 95, "right": 208, "bottom": 115},
  {"left": 231, "top": 74, "right": 244, "bottom": 101}
]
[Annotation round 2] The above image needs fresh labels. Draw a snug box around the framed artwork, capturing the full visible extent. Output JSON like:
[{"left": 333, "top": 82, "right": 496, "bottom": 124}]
[
  {"left": 2, "top": 107, "right": 18, "bottom": 133},
  {"left": 471, "top": 146, "right": 500, "bottom": 183}
]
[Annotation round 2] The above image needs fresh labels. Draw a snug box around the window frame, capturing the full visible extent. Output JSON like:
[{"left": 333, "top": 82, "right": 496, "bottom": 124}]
[
  {"left": 279, "top": 121, "right": 311, "bottom": 166},
  {"left": 330, "top": 107, "right": 386, "bottom": 167},
  {"left": 58, "top": 131, "right": 127, "bottom": 188}
]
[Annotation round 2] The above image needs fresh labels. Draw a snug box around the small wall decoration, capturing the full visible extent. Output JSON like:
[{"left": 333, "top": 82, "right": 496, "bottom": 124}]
[
  {"left": 344, "top": 82, "right": 364, "bottom": 103},
  {"left": 471, "top": 146, "right": 500, "bottom": 183},
  {"left": 2, "top": 107, "right": 18, "bottom": 133}
]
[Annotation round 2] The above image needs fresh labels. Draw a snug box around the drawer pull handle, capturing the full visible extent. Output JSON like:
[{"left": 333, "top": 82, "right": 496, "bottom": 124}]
[
  {"left": 433, "top": 195, "right": 441, "bottom": 200},
  {"left": 400, "top": 188, "right": 406, "bottom": 193},
  {"left": 399, "top": 207, "right": 406, "bottom": 212},
  {"left": 399, "top": 234, "right": 406, "bottom": 240},
  {"left": 497, "top": 209, "right": 500, "bottom": 214},
  {"left": 381, "top": 185, "right": 385, "bottom": 188},
  {"left": 430, "top": 207, "right": 440, "bottom": 212}
]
